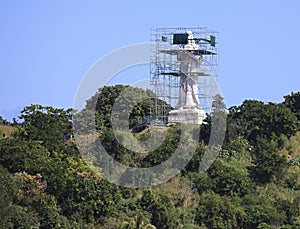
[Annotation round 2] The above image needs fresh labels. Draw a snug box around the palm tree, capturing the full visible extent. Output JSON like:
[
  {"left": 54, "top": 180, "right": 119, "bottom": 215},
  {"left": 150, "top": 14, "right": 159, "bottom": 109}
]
[{"left": 120, "top": 212, "right": 156, "bottom": 229}]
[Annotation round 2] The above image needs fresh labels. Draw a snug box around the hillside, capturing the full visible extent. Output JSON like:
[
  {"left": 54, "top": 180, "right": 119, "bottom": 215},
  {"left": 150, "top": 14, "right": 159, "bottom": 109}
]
[{"left": 0, "top": 88, "right": 299, "bottom": 228}]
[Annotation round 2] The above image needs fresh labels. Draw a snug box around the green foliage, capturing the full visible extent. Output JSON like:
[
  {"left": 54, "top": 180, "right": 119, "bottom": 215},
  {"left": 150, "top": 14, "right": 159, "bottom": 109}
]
[
  {"left": 0, "top": 165, "right": 22, "bottom": 228},
  {"left": 139, "top": 190, "right": 179, "bottom": 229},
  {"left": 196, "top": 192, "right": 245, "bottom": 229},
  {"left": 249, "top": 138, "right": 287, "bottom": 184},
  {"left": 18, "top": 104, "right": 74, "bottom": 150},
  {"left": 1, "top": 205, "right": 40, "bottom": 229},
  {"left": 120, "top": 212, "right": 157, "bottom": 229},
  {"left": 283, "top": 91, "right": 300, "bottom": 120},
  {"left": 73, "top": 109, "right": 97, "bottom": 135},
  {"left": 14, "top": 172, "right": 71, "bottom": 229},
  {"left": 86, "top": 85, "right": 170, "bottom": 131},
  {"left": 0, "top": 87, "right": 299, "bottom": 228},
  {"left": 140, "top": 125, "right": 181, "bottom": 167},
  {"left": 208, "top": 159, "right": 251, "bottom": 196},
  {"left": 184, "top": 142, "right": 206, "bottom": 172},
  {"left": 0, "top": 138, "right": 51, "bottom": 174},
  {"left": 199, "top": 115, "right": 211, "bottom": 145},
  {"left": 187, "top": 172, "right": 215, "bottom": 194},
  {"left": 229, "top": 100, "right": 298, "bottom": 144},
  {"left": 98, "top": 128, "right": 132, "bottom": 164},
  {"left": 220, "top": 137, "right": 250, "bottom": 160},
  {"left": 242, "top": 194, "right": 287, "bottom": 228}
]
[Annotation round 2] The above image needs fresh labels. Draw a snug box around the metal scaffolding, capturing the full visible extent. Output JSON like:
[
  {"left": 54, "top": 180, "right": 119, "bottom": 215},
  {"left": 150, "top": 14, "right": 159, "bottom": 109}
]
[{"left": 150, "top": 27, "right": 219, "bottom": 125}]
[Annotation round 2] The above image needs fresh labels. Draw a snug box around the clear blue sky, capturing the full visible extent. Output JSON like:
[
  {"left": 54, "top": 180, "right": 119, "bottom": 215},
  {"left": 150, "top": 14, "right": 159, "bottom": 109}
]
[{"left": 1, "top": 0, "right": 300, "bottom": 121}]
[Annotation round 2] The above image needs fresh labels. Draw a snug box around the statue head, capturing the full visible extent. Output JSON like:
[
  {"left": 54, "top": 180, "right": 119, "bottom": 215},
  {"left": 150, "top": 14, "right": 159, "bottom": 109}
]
[
  {"left": 184, "top": 31, "right": 198, "bottom": 50},
  {"left": 186, "top": 31, "right": 193, "bottom": 39}
]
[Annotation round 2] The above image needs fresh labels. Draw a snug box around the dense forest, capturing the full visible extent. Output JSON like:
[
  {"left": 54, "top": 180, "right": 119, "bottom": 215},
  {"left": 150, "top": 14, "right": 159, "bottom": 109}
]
[{"left": 0, "top": 86, "right": 300, "bottom": 229}]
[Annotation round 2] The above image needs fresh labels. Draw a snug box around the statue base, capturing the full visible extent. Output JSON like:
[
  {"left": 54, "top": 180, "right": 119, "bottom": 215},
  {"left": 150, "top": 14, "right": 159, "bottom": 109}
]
[{"left": 168, "top": 107, "right": 206, "bottom": 125}]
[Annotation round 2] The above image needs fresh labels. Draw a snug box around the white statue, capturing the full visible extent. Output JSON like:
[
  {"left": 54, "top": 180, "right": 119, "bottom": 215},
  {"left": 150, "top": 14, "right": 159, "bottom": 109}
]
[
  {"left": 176, "top": 31, "right": 201, "bottom": 109},
  {"left": 168, "top": 31, "right": 206, "bottom": 125}
]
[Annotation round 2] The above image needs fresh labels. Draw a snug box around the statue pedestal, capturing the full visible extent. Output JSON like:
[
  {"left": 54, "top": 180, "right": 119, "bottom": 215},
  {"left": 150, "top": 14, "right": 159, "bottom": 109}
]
[{"left": 168, "top": 107, "right": 206, "bottom": 125}]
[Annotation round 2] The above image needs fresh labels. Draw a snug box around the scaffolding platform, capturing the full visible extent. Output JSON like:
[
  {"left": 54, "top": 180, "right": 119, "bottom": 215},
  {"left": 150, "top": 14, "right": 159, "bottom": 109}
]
[
  {"left": 160, "top": 49, "right": 217, "bottom": 56},
  {"left": 150, "top": 27, "right": 219, "bottom": 126}
]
